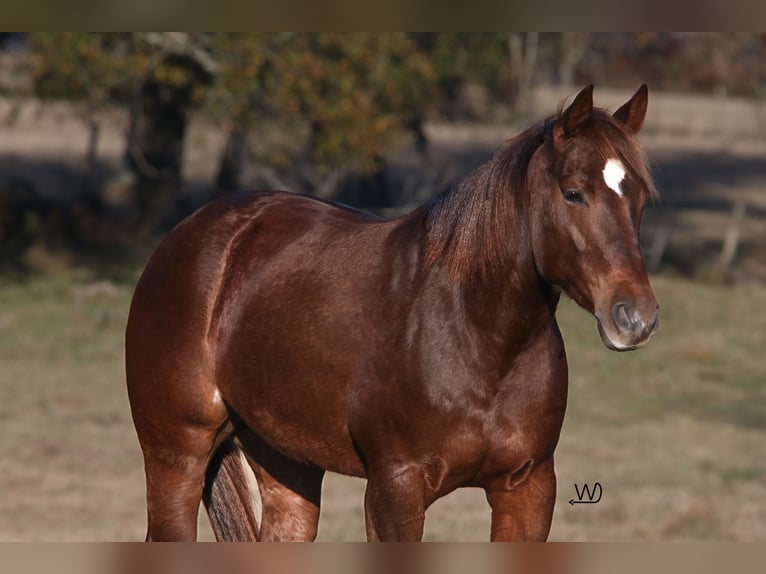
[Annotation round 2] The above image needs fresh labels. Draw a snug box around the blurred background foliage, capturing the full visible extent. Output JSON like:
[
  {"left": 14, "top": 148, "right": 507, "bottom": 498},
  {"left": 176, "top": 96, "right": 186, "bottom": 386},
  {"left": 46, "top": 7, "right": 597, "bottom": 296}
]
[
  {"left": 27, "top": 32, "right": 435, "bottom": 186},
  {"left": 2, "top": 32, "right": 766, "bottom": 275}
]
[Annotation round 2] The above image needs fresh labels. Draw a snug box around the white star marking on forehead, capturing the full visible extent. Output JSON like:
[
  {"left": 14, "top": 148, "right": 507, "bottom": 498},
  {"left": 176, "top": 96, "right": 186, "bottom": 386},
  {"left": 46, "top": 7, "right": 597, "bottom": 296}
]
[{"left": 603, "top": 158, "right": 626, "bottom": 197}]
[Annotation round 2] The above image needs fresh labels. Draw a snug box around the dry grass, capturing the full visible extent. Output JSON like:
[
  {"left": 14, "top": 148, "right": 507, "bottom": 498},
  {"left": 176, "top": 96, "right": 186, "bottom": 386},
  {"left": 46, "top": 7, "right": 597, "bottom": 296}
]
[{"left": 0, "top": 271, "right": 764, "bottom": 541}]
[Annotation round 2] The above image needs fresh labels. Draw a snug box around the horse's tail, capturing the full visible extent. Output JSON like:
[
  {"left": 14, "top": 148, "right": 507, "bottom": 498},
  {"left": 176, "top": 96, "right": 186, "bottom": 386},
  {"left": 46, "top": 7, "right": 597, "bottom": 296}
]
[{"left": 203, "top": 440, "right": 261, "bottom": 541}]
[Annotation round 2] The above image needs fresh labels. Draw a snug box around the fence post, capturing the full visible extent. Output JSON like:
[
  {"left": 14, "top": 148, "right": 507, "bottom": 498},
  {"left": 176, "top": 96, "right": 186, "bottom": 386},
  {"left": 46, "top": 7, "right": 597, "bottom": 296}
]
[{"left": 718, "top": 199, "right": 747, "bottom": 271}]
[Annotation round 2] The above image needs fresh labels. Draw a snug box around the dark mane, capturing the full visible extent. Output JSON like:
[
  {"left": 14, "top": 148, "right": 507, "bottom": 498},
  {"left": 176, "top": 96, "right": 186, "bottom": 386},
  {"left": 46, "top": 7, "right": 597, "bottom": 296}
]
[
  {"left": 423, "top": 120, "right": 551, "bottom": 281},
  {"left": 423, "top": 108, "right": 656, "bottom": 282}
]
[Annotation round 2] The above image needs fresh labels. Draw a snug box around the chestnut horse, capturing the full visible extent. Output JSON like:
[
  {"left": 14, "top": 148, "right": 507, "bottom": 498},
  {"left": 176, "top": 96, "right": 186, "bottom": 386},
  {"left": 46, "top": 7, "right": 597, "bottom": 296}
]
[{"left": 126, "top": 85, "right": 659, "bottom": 541}]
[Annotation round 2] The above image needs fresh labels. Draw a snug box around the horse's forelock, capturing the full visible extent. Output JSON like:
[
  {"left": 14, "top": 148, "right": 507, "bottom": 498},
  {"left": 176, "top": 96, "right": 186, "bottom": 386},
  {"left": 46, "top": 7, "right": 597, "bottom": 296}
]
[{"left": 580, "top": 109, "right": 657, "bottom": 200}]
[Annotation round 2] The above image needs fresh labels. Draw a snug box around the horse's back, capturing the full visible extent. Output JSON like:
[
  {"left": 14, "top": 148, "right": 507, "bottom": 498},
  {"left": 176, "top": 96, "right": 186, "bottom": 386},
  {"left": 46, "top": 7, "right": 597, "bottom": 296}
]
[
  {"left": 128, "top": 190, "right": 386, "bottom": 373},
  {"left": 130, "top": 191, "right": 380, "bottom": 328}
]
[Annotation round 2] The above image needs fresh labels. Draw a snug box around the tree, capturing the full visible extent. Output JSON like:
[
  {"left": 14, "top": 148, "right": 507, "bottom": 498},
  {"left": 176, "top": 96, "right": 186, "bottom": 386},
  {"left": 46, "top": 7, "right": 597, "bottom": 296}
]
[
  {"left": 207, "top": 33, "right": 435, "bottom": 199},
  {"left": 123, "top": 34, "right": 216, "bottom": 216},
  {"left": 28, "top": 33, "right": 437, "bottom": 211},
  {"left": 414, "top": 33, "right": 512, "bottom": 119},
  {"left": 29, "top": 33, "right": 216, "bottom": 221},
  {"left": 507, "top": 32, "right": 539, "bottom": 116}
]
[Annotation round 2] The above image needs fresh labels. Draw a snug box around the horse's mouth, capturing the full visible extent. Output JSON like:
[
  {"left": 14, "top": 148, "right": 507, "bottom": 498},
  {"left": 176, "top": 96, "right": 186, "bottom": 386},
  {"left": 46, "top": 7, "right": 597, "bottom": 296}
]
[{"left": 596, "top": 317, "right": 657, "bottom": 352}]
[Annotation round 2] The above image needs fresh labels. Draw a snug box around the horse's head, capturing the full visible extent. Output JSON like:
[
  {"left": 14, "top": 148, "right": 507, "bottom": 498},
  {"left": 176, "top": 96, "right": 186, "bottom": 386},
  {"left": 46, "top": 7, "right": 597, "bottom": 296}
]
[{"left": 530, "top": 85, "right": 659, "bottom": 351}]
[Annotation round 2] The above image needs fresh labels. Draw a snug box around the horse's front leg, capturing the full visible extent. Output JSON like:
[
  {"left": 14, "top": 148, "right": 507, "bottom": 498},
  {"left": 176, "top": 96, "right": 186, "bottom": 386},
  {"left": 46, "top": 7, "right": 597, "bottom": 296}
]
[
  {"left": 483, "top": 456, "right": 557, "bottom": 541},
  {"left": 363, "top": 462, "right": 429, "bottom": 541}
]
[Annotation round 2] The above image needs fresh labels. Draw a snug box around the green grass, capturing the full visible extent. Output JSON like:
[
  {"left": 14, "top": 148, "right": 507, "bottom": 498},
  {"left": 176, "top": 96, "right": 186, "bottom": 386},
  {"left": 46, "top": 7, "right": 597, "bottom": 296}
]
[
  {"left": 0, "top": 270, "right": 764, "bottom": 540},
  {"left": 0, "top": 268, "right": 145, "bottom": 540},
  {"left": 558, "top": 277, "right": 766, "bottom": 430}
]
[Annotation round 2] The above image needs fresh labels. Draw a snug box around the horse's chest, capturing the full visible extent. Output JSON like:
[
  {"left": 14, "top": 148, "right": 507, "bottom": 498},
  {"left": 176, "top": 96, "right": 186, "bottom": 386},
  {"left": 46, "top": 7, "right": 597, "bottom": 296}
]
[
  {"left": 412, "top": 389, "right": 566, "bottom": 493},
  {"left": 474, "top": 385, "right": 568, "bottom": 479}
]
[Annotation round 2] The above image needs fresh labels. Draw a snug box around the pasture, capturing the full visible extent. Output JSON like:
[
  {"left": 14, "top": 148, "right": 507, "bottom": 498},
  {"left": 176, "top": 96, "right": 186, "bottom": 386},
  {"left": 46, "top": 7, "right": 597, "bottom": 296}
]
[
  {"left": 1, "top": 269, "right": 764, "bottom": 541},
  {"left": 1, "top": 87, "right": 765, "bottom": 541}
]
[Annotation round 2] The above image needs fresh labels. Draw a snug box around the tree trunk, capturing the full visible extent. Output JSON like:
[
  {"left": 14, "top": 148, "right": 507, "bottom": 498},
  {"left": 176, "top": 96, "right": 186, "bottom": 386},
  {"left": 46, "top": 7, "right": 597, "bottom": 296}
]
[
  {"left": 507, "top": 33, "right": 538, "bottom": 117},
  {"left": 648, "top": 207, "right": 675, "bottom": 272},
  {"left": 216, "top": 125, "right": 250, "bottom": 193},
  {"left": 558, "top": 33, "right": 589, "bottom": 88},
  {"left": 125, "top": 37, "right": 217, "bottom": 224},
  {"left": 126, "top": 77, "right": 188, "bottom": 219},
  {"left": 718, "top": 200, "right": 747, "bottom": 271}
]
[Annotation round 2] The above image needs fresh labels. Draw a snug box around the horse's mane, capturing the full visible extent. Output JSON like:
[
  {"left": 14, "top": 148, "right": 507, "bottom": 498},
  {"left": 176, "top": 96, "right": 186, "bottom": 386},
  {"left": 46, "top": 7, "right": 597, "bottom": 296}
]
[
  {"left": 423, "top": 108, "right": 656, "bottom": 282},
  {"left": 423, "top": 120, "right": 548, "bottom": 282}
]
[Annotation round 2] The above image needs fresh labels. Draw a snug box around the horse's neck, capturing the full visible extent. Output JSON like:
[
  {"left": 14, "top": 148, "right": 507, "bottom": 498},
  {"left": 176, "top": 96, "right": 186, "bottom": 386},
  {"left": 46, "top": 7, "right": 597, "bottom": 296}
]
[
  {"left": 446, "top": 171, "right": 557, "bottom": 339},
  {"left": 403, "top": 151, "right": 558, "bottom": 359},
  {"left": 458, "top": 241, "right": 560, "bottom": 354},
  {"left": 402, "top": 202, "right": 558, "bottom": 365}
]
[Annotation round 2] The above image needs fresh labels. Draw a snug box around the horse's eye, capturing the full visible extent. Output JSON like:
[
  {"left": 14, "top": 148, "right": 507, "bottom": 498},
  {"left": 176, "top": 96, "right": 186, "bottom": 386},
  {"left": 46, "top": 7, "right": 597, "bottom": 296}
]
[{"left": 563, "top": 189, "right": 585, "bottom": 204}]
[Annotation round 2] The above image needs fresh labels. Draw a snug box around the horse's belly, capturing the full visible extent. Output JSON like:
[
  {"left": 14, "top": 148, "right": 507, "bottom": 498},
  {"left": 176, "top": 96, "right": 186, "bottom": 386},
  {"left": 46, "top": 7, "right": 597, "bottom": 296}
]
[
  {"left": 236, "top": 396, "right": 365, "bottom": 477},
  {"left": 214, "top": 302, "right": 370, "bottom": 477}
]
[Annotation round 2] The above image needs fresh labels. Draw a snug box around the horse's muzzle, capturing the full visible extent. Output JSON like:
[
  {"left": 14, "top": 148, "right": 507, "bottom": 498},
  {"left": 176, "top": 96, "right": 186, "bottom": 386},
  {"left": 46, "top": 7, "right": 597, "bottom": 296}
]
[{"left": 597, "top": 301, "right": 660, "bottom": 351}]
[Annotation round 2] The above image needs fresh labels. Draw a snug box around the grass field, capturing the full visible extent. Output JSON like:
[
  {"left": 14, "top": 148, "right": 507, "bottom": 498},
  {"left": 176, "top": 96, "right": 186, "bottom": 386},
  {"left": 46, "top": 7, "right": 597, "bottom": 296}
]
[{"left": 0, "top": 265, "right": 764, "bottom": 541}]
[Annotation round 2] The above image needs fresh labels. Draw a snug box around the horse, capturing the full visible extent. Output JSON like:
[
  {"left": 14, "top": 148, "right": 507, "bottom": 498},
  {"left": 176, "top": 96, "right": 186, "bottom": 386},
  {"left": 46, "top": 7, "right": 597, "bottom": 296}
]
[{"left": 126, "top": 84, "right": 659, "bottom": 542}]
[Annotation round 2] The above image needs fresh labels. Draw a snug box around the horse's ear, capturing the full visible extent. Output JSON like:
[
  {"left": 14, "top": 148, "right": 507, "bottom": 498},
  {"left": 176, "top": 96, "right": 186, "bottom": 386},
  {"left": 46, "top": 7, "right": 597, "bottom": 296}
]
[
  {"left": 613, "top": 84, "right": 648, "bottom": 134},
  {"left": 554, "top": 85, "right": 594, "bottom": 142}
]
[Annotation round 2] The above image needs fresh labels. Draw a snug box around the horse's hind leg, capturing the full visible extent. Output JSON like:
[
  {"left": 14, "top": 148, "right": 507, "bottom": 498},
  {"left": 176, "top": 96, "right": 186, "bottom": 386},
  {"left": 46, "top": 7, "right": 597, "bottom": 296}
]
[
  {"left": 139, "top": 421, "right": 230, "bottom": 541},
  {"left": 128, "top": 363, "right": 230, "bottom": 541},
  {"left": 238, "top": 429, "right": 325, "bottom": 541}
]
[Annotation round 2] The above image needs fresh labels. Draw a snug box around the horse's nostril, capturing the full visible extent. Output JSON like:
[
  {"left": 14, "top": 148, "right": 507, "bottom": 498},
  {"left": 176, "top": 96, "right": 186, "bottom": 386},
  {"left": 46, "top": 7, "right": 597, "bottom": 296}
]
[{"left": 611, "top": 302, "right": 633, "bottom": 335}]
